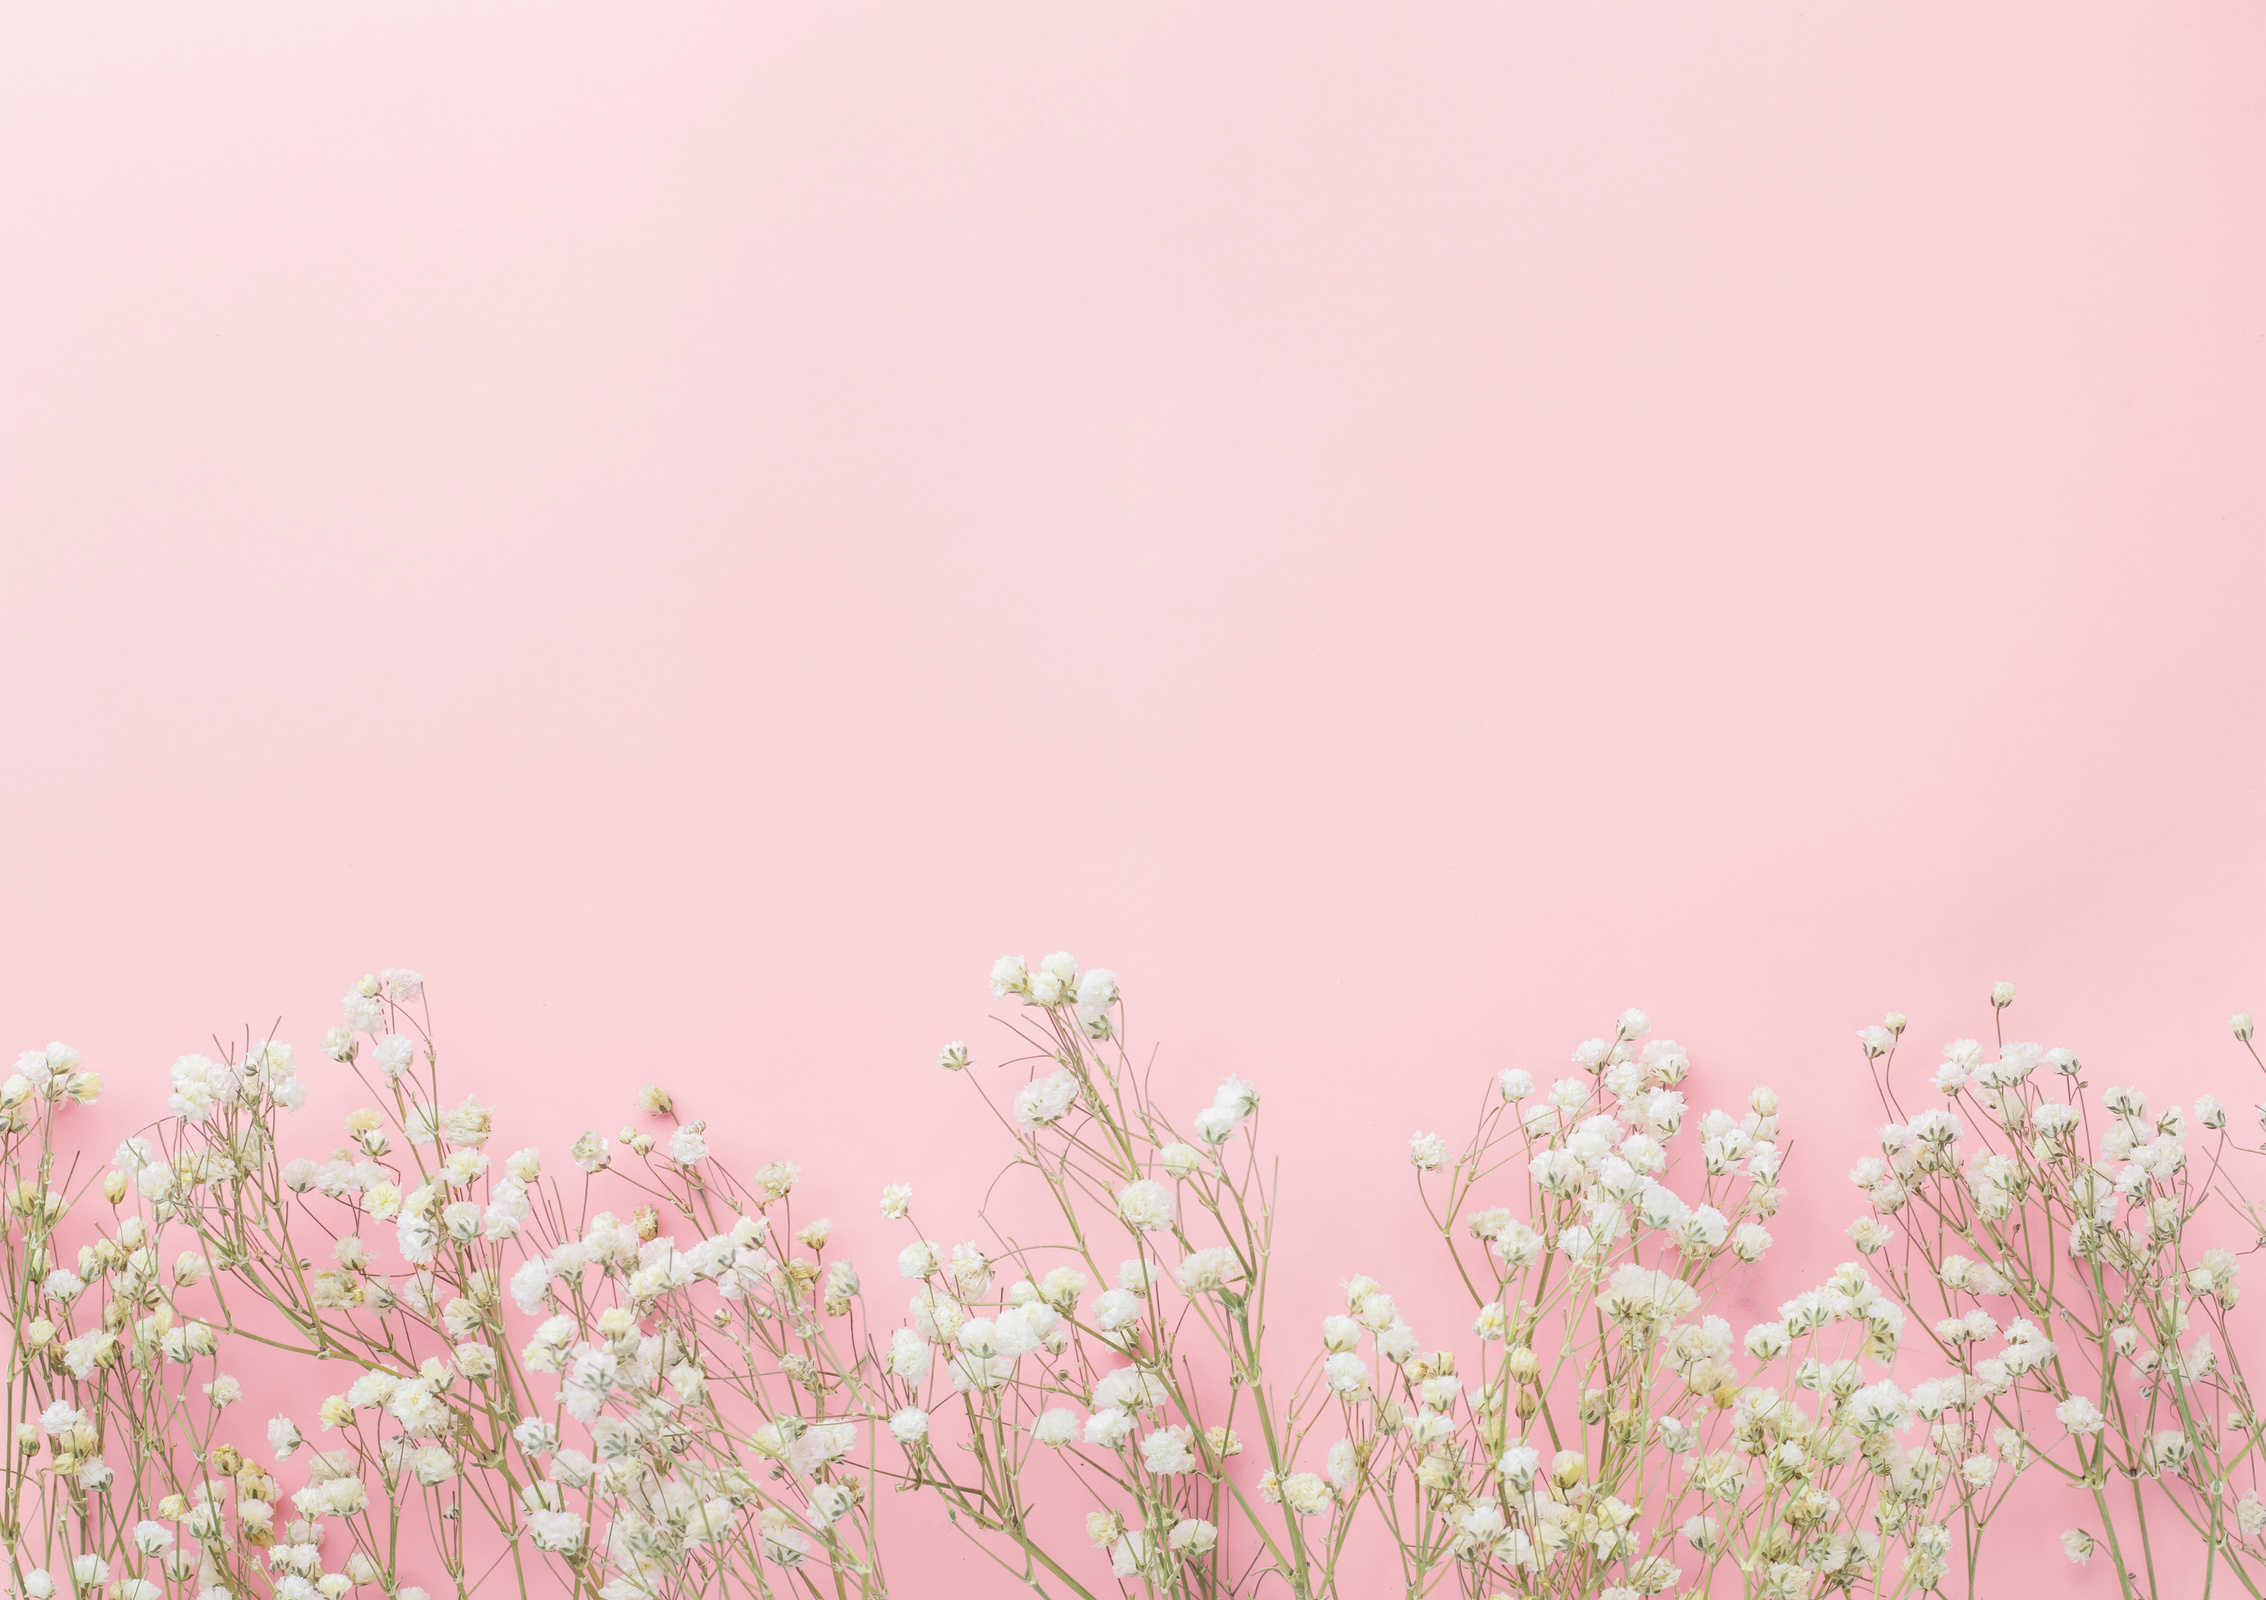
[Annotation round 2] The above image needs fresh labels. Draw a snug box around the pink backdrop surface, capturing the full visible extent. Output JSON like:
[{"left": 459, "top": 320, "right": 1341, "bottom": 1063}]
[{"left": 2, "top": 5, "right": 2262, "bottom": 1594}]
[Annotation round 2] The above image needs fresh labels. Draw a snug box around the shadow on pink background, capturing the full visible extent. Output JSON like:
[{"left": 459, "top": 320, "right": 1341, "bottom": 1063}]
[{"left": 2, "top": 4, "right": 2261, "bottom": 1592}]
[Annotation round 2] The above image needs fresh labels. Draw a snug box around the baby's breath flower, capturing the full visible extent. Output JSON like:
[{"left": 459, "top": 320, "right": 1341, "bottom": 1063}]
[
  {"left": 1032, "top": 1410, "right": 1078, "bottom": 1447},
  {"left": 1847, "top": 1217, "right": 1893, "bottom": 1254},
  {"left": 1115, "top": 1180, "right": 1175, "bottom": 1233},
  {"left": 989, "top": 956, "right": 1029, "bottom": 998}
]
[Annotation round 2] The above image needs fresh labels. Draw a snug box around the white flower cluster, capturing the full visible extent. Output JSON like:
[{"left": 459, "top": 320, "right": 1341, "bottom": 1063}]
[
  {"left": 7, "top": 963, "right": 2263, "bottom": 1600},
  {"left": 0, "top": 966, "right": 895, "bottom": 1600},
  {"left": 885, "top": 951, "right": 1276, "bottom": 1589},
  {"left": 1849, "top": 993, "right": 2266, "bottom": 1596},
  {"left": 1312, "top": 1012, "right": 2010, "bottom": 1597}
]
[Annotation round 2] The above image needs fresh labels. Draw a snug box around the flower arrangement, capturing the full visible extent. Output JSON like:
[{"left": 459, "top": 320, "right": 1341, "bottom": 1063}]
[
  {"left": 0, "top": 960, "right": 2257, "bottom": 1600},
  {"left": 5, "top": 973, "right": 893, "bottom": 1600},
  {"left": 1848, "top": 992, "right": 2266, "bottom": 1600}
]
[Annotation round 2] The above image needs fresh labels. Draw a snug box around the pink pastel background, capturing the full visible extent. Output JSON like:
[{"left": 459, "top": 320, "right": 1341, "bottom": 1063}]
[{"left": 3, "top": 4, "right": 2262, "bottom": 1593}]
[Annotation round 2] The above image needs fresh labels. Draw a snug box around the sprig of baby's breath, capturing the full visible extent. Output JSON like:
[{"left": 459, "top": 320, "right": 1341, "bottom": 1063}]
[{"left": 5, "top": 965, "right": 2262, "bottom": 1600}]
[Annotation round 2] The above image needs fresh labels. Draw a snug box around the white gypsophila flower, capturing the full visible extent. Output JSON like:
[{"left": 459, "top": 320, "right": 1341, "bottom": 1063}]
[
  {"left": 1159, "top": 1141, "right": 1202, "bottom": 1179},
  {"left": 1193, "top": 1075, "right": 1260, "bottom": 1145},
  {"left": 1084, "top": 1408, "right": 1135, "bottom": 1448},
  {"left": 166, "top": 1054, "right": 238, "bottom": 1122},
  {"left": 1094, "top": 1287, "right": 1143, "bottom": 1335},
  {"left": 1175, "top": 1246, "right": 1241, "bottom": 1295},
  {"left": 2055, "top": 1397, "right": 2106, "bottom": 1435},
  {"left": 807, "top": 1483, "right": 858, "bottom": 1531},
  {"left": 938, "top": 1041, "right": 969, "bottom": 1072},
  {"left": 1141, "top": 1426, "right": 1196, "bottom": 1476},
  {"left": 1075, "top": 966, "right": 1118, "bottom": 1024},
  {"left": 667, "top": 1124, "right": 710, "bottom": 1165},
  {"left": 342, "top": 988, "right": 386, "bottom": 1034},
  {"left": 1106, "top": 1532, "right": 1153, "bottom": 1579},
  {"left": 1032, "top": 1409, "right": 1079, "bottom": 1447},
  {"left": 889, "top": 1408, "right": 930, "bottom": 1445},
  {"left": 570, "top": 1132, "right": 610, "bottom": 1173},
  {"left": 1014, "top": 1070, "right": 1079, "bottom": 1129},
  {"left": 880, "top": 1182, "right": 913, "bottom": 1219},
  {"left": 1169, "top": 1519, "right": 1217, "bottom": 1558},
  {"left": 528, "top": 1511, "right": 585, "bottom": 1554},
  {"left": 2062, "top": 1530, "right": 2094, "bottom": 1565},
  {"left": 889, "top": 1328, "right": 933, "bottom": 1383},
  {"left": 1116, "top": 1179, "right": 1175, "bottom": 1232},
  {"left": 989, "top": 956, "right": 1028, "bottom": 996},
  {"left": 1409, "top": 1132, "right": 1447, "bottom": 1171},
  {"left": 1192, "top": 1105, "right": 1237, "bottom": 1144},
  {"left": 948, "top": 1238, "right": 991, "bottom": 1295},
  {"left": 373, "top": 1034, "right": 416, "bottom": 1081},
  {"left": 1992, "top": 981, "right": 2015, "bottom": 1007},
  {"left": 1847, "top": 1381, "right": 1909, "bottom": 1436},
  {"left": 1641, "top": 1038, "right": 1689, "bottom": 1083},
  {"left": 1847, "top": 1217, "right": 1894, "bottom": 1254}
]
